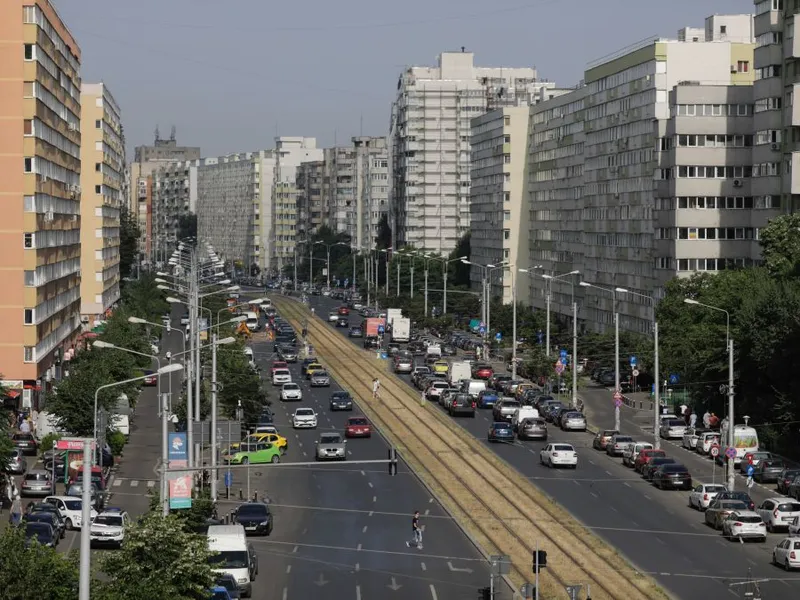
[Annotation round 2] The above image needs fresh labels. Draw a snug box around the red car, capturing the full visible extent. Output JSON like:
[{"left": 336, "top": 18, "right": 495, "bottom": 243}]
[
  {"left": 338, "top": 306, "right": 350, "bottom": 316},
  {"left": 345, "top": 416, "right": 372, "bottom": 438},
  {"left": 472, "top": 364, "right": 494, "bottom": 379},
  {"left": 634, "top": 449, "right": 667, "bottom": 473},
  {"left": 143, "top": 371, "right": 157, "bottom": 386},
  {"left": 271, "top": 361, "right": 288, "bottom": 375}
]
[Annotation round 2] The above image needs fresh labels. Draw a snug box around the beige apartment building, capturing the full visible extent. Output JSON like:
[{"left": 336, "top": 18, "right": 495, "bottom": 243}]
[
  {"left": 79, "top": 83, "right": 123, "bottom": 326},
  {"left": 0, "top": 0, "right": 82, "bottom": 405}
]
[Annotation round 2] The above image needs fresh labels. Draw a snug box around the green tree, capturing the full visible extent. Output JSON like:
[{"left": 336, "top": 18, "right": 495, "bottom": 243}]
[
  {"left": 96, "top": 513, "right": 214, "bottom": 600},
  {"left": 375, "top": 214, "right": 392, "bottom": 250},
  {"left": 146, "top": 489, "right": 217, "bottom": 532},
  {"left": 178, "top": 213, "right": 198, "bottom": 240},
  {"left": 448, "top": 233, "right": 471, "bottom": 287},
  {"left": 0, "top": 527, "right": 80, "bottom": 600},
  {"left": 758, "top": 212, "right": 800, "bottom": 278},
  {"left": 0, "top": 379, "right": 14, "bottom": 475},
  {"left": 119, "top": 209, "right": 141, "bottom": 280},
  {"left": 216, "top": 340, "right": 268, "bottom": 423}
]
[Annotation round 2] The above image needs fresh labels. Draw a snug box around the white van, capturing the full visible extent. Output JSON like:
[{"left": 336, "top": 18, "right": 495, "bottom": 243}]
[
  {"left": 512, "top": 406, "right": 539, "bottom": 431},
  {"left": 462, "top": 379, "right": 487, "bottom": 399},
  {"left": 259, "top": 299, "right": 272, "bottom": 310},
  {"left": 244, "top": 311, "right": 259, "bottom": 332},
  {"left": 720, "top": 422, "right": 759, "bottom": 465},
  {"left": 207, "top": 525, "right": 255, "bottom": 597},
  {"left": 243, "top": 346, "right": 254, "bottom": 366}
]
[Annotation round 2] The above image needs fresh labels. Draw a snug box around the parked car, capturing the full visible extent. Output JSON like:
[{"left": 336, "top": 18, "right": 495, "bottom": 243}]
[
  {"left": 705, "top": 499, "right": 750, "bottom": 529},
  {"left": 5, "top": 448, "right": 27, "bottom": 474},
  {"left": 651, "top": 463, "right": 692, "bottom": 490},
  {"left": 517, "top": 419, "right": 547, "bottom": 441},
  {"left": 592, "top": 430, "right": 619, "bottom": 451},
  {"left": 606, "top": 435, "right": 634, "bottom": 457},
  {"left": 688, "top": 483, "right": 727, "bottom": 511},
  {"left": 773, "top": 536, "right": 800, "bottom": 570},
  {"left": 756, "top": 498, "right": 800, "bottom": 533},
  {"left": 753, "top": 459, "right": 787, "bottom": 484},
  {"left": 721, "top": 511, "right": 767, "bottom": 542},
  {"left": 11, "top": 433, "right": 38, "bottom": 456}
]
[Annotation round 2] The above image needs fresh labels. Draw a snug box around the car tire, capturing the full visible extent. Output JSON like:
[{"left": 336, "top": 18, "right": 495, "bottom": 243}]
[
  {"left": 786, "top": 559, "right": 792, "bottom": 571},
  {"left": 242, "top": 457, "right": 249, "bottom": 465},
  {"left": 65, "top": 518, "right": 73, "bottom": 530}
]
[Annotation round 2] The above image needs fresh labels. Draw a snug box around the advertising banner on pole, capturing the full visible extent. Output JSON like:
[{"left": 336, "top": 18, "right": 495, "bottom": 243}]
[{"left": 168, "top": 432, "right": 192, "bottom": 509}]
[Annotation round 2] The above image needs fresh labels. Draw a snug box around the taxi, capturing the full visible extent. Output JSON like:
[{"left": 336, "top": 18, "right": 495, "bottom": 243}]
[
  {"left": 305, "top": 362, "right": 324, "bottom": 378},
  {"left": 515, "top": 383, "right": 535, "bottom": 400},
  {"left": 229, "top": 432, "right": 288, "bottom": 454},
  {"left": 432, "top": 361, "right": 450, "bottom": 375},
  {"left": 222, "top": 442, "right": 281, "bottom": 465}
]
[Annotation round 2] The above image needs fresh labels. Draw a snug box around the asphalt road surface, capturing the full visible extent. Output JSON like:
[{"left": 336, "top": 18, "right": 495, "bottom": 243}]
[{"left": 305, "top": 293, "right": 800, "bottom": 600}]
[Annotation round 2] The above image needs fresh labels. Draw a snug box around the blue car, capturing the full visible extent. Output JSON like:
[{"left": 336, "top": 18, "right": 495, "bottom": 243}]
[
  {"left": 487, "top": 422, "right": 514, "bottom": 443},
  {"left": 477, "top": 391, "right": 498, "bottom": 408},
  {"left": 210, "top": 586, "right": 232, "bottom": 600}
]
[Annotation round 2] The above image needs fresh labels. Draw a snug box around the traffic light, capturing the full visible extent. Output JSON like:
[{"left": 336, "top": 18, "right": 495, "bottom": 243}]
[
  {"left": 532, "top": 550, "right": 547, "bottom": 573},
  {"left": 478, "top": 586, "right": 491, "bottom": 600},
  {"left": 388, "top": 447, "right": 398, "bottom": 476}
]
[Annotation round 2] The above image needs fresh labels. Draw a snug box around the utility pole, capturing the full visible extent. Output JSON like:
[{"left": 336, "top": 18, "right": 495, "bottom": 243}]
[
  {"left": 728, "top": 337, "right": 735, "bottom": 492},
  {"left": 443, "top": 269, "right": 448, "bottom": 314},
  {"left": 78, "top": 438, "right": 93, "bottom": 600},
  {"left": 512, "top": 269, "right": 517, "bottom": 380},
  {"left": 161, "top": 392, "right": 169, "bottom": 516},
  {"left": 653, "top": 321, "right": 660, "bottom": 450},
  {"left": 424, "top": 265, "right": 429, "bottom": 317},
  {"left": 545, "top": 284, "right": 551, "bottom": 357},
  {"left": 385, "top": 254, "right": 389, "bottom": 296},
  {"left": 614, "top": 304, "right": 620, "bottom": 431},
  {"left": 572, "top": 302, "right": 578, "bottom": 408},
  {"left": 210, "top": 333, "right": 219, "bottom": 502},
  {"left": 396, "top": 259, "right": 400, "bottom": 298},
  {"left": 410, "top": 263, "right": 415, "bottom": 299},
  {"left": 186, "top": 255, "right": 195, "bottom": 468}
]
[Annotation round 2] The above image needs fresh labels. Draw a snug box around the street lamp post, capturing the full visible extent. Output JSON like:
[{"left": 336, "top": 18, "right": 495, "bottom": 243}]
[
  {"left": 209, "top": 334, "right": 236, "bottom": 502},
  {"left": 684, "top": 298, "right": 735, "bottom": 491},
  {"left": 580, "top": 282, "right": 628, "bottom": 431},
  {"left": 540, "top": 271, "right": 579, "bottom": 357},
  {"left": 461, "top": 259, "right": 508, "bottom": 344},
  {"left": 381, "top": 248, "right": 392, "bottom": 296}
]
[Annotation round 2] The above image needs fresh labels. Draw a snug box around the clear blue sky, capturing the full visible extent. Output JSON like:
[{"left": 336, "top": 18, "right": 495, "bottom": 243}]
[{"left": 58, "top": 0, "right": 754, "bottom": 157}]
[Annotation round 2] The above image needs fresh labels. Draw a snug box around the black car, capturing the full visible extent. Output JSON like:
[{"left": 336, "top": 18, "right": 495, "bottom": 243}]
[
  {"left": 363, "top": 336, "right": 380, "bottom": 349},
  {"left": 716, "top": 490, "right": 756, "bottom": 511},
  {"left": 233, "top": 501, "right": 273, "bottom": 536},
  {"left": 24, "top": 511, "right": 65, "bottom": 540},
  {"left": 348, "top": 327, "right": 363, "bottom": 338},
  {"left": 642, "top": 457, "right": 676, "bottom": 481},
  {"left": 23, "top": 522, "right": 57, "bottom": 548},
  {"left": 330, "top": 391, "right": 354, "bottom": 411},
  {"left": 778, "top": 468, "right": 800, "bottom": 495},
  {"left": 441, "top": 344, "right": 457, "bottom": 356},
  {"left": 651, "top": 463, "right": 692, "bottom": 490}
]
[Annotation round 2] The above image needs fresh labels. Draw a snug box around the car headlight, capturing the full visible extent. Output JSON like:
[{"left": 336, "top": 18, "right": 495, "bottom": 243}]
[
  {"left": 260, "top": 520, "right": 270, "bottom": 526},
  {"left": 237, "top": 577, "right": 249, "bottom": 583}
]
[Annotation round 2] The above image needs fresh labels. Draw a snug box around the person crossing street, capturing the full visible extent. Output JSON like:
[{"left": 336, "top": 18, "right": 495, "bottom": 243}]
[{"left": 406, "top": 510, "right": 423, "bottom": 549}]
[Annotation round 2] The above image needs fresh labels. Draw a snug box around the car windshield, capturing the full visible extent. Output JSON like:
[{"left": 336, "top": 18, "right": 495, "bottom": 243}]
[
  {"left": 296, "top": 409, "right": 314, "bottom": 416},
  {"left": 94, "top": 515, "right": 123, "bottom": 526},
  {"left": 503, "top": 402, "right": 520, "bottom": 408},
  {"left": 667, "top": 420, "right": 684, "bottom": 427},
  {"left": 274, "top": 370, "right": 289, "bottom": 376},
  {"left": 721, "top": 501, "right": 748, "bottom": 509},
  {"left": 553, "top": 445, "right": 574, "bottom": 451},
  {"left": 320, "top": 434, "right": 342, "bottom": 444},
  {"left": 25, "top": 523, "right": 52, "bottom": 539},
  {"left": 349, "top": 418, "right": 368, "bottom": 426},
  {"left": 209, "top": 550, "right": 249, "bottom": 569},
  {"left": 25, "top": 473, "right": 50, "bottom": 481},
  {"left": 736, "top": 515, "right": 763, "bottom": 523},
  {"left": 333, "top": 393, "right": 351, "bottom": 400},
  {"left": 314, "top": 371, "right": 328, "bottom": 377},
  {"left": 13, "top": 434, "right": 34, "bottom": 441},
  {"left": 706, "top": 485, "right": 726, "bottom": 493},
  {"left": 566, "top": 413, "right": 584, "bottom": 419},
  {"left": 615, "top": 436, "right": 633, "bottom": 442},
  {"left": 662, "top": 465, "right": 687, "bottom": 473},
  {"left": 237, "top": 504, "right": 269, "bottom": 517},
  {"left": 778, "top": 503, "right": 800, "bottom": 512},
  {"left": 494, "top": 423, "right": 511, "bottom": 429},
  {"left": 283, "top": 384, "right": 299, "bottom": 390}
]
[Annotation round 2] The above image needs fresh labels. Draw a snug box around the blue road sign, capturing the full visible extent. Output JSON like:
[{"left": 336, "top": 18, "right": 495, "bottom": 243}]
[
  {"left": 725, "top": 446, "right": 737, "bottom": 460},
  {"left": 377, "top": 325, "right": 385, "bottom": 335},
  {"left": 495, "top": 332, "right": 502, "bottom": 341},
  {"left": 669, "top": 373, "right": 679, "bottom": 384},
  {"left": 630, "top": 355, "right": 637, "bottom": 366},
  {"left": 560, "top": 349, "right": 567, "bottom": 359},
  {"left": 746, "top": 464, "right": 755, "bottom": 477},
  {"left": 479, "top": 326, "right": 486, "bottom": 335},
  {"left": 224, "top": 471, "right": 233, "bottom": 487}
]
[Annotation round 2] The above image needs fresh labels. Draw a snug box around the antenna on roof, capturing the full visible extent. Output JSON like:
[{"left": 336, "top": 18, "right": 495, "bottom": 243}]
[
  {"left": 170, "top": 125, "right": 176, "bottom": 141},
  {"left": 461, "top": 46, "right": 466, "bottom": 52},
  {"left": 154, "top": 125, "right": 160, "bottom": 142}
]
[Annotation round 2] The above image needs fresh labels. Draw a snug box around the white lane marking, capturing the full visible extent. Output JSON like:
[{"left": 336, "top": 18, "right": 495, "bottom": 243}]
[
  {"left": 373, "top": 496, "right": 377, "bottom": 502},
  {"left": 355, "top": 562, "right": 360, "bottom": 572},
  {"left": 303, "top": 452, "right": 307, "bottom": 457},
  {"left": 282, "top": 587, "right": 288, "bottom": 600},
  {"left": 298, "top": 442, "right": 303, "bottom": 448},
  {"left": 286, "top": 565, "right": 292, "bottom": 573},
  {"left": 348, "top": 450, "right": 353, "bottom": 456},
  {"left": 624, "top": 482, "right": 631, "bottom": 488},
  {"left": 147, "top": 480, "right": 156, "bottom": 488},
  {"left": 655, "top": 537, "right": 666, "bottom": 545},
  {"left": 430, "top": 584, "right": 439, "bottom": 600},
  {"left": 421, "top": 562, "right": 427, "bottom": 571},
  {"left": 573, "top": 480, "right": 580, "bottom": 486},
  {"left": 429, "top": 498, "right": 434, "bottom": 503},
  {"left": 368, "top": 482, "right": 373, "bottom": 488},
  {"left": 424, "top": 509, "right": 430, "bottom": 516},
  {"left": 360, "top": 470, "right": 366, "bottom": 476},
  {"left": 362, "top": 525, "right": 368, "bottom": 533},
  {"left": 588, "top": 460, "right": 595, "bottom": 465},
  {"left": 605, "top": 470, "right": 613, "bottom": 476},
  {"left": 292, "top": 545, "right": 299, "bottom": 553},
  {"left": 357, "top": 543, "right": 362, "bottom": 551},
  {"left": 130, "top": 480, "right": 139, "bottom": 487},
  {"left": 590, "top": 492, "right": 599, "bottom": 498},
  {"left": 609, "top": 506, "right": 618, "bottom": 513},
  {"left": 356, "top": 585, "right": 362, "bottom": 600},
  {"left": 644, "top": 494, "right": 652, "bottom": 501},
  {"left": 368, "top": 511, "right": 374, "bottom": 517},
  {"left": 302, "top": 528, "right": 308, "bottom": 535},
  {"left": 113, "top": 479, "right": 122, "bottom": 487}
]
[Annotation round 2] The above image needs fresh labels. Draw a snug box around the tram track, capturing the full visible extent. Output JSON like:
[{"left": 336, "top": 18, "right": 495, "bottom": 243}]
[{"left": 274, "top": 296, "right": 669, "bottom": 600}]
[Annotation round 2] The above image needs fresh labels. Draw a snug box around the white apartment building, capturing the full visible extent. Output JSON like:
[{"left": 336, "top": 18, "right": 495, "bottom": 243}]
[
  {"left": 469, "top": 107, "right": 532, "bottom": 303},
  {"left": 389, "top": 51, "right": 558, "bottom": 253},
  {"left": 152, "top": 160, "right": 199, "bottom": 252},
  {"left": 528, "top": 15, "right": 756, "bottom": 333}
]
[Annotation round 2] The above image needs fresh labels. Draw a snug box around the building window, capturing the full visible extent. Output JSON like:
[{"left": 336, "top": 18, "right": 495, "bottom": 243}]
[
  {"left": 503, "top": 211, "right": 511, "bottom": 220},
  {"left": 95, "top": 163, "right": 101, "bottom": 172},
  {"left": 24, "top": 309, "right": 33, "bottom": 325},
  {"left": 24, "top": 157, "right": 32, "bottom": 173},
  {"left": 23, "top": 233, "right": 33, "bottom": 248},
  {"left": 503, "top": 192, "right": 510, "bottom": 202},
  {"left": 23, "top": 44, "right": 33, "bottom": 60},
  {"left": 503, "top": 229, "right": 510, "bottom": 240},
  {"left": 737, "top": 60, "right": 749, "bottom": 73},
  {"left": 503, "top": 154, "right": 511, "bottom": 164},
  {"left": 23, "top": 120, "right": 32, "bottom": 136},
  {"left": 23, "top": 347, "right": 34, "bottom": 363},
  {"left": 721, "top": 25, "right": 727, "bottom": 34},
  {"left": 503, "top": 135, "right": 511, "bottom": 143},
  {"left": 95, "top": 119, "right": 101, "bottom": 128},
  {"left": 95, "top": 185, "right": 101, "bottom": 194},
  {"left": 504, "top": 116, "right": 510, "bottom": 126}
]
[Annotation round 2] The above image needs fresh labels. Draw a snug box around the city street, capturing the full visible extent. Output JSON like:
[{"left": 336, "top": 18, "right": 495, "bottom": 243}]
[{"left": 306, "top": 293, "right": 800, "bottom": 600}]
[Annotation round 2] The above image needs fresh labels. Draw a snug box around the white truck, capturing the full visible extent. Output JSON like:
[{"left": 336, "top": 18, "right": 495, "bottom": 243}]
[
  {"left": 392, "top": 317, "right": 411, "bottom": 343},
  {"left": 387, "top": 308, "right": 403, "bottom": 327},
  {"left": 448, "top": 361, "right": 472, "bottom": 387}
]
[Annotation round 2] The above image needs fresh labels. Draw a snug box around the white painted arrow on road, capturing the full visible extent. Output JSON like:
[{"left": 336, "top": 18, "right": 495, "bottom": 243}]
[
  {"left": 314, "top": 573, "right": 329, "bottom": 586},
  {"left": 387, "top": 577, "right": 402, "bottom": 591},
  {"left": 448, "top": 561, "right": 474, "bottom": 573}
]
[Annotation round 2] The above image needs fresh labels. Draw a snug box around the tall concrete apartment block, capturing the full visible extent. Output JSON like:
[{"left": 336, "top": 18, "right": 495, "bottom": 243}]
[
  {"left": 79, "top": 83, "right": 124, "bottom": 326},
  {"left": 389, "top": 51, "right": 558, "bottom": 253},
  {"left": 528, "top": 14, "right": 756, "bottom": 333},
  {"left": 324, "top": 136, "right": 388, "bottom": 248},
  {"left": 469, "top": 107, "right": 533, "bottom": 303},
  {"left": 0, "top": 1, "right": 82, "bottom": 405},
  {"left": 152, "top": 160, "right": 199, "bottom": 253},
  {"left": 130, "top": 131, "right": 200, "bottom": 266},
  {"left": 296, "top": 160, "right": 325, "bottom": 237}
]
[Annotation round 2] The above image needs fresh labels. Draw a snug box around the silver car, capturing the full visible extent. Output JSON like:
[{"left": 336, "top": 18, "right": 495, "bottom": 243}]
[
  {"left": 561, "top": 412, "right": 587, "bottom": 431},
  {"left": 310, "top": 370, "right": 330, "bottom": 387},
  {"left": 6, "top": 448, "right": 28, "bottom": 474},
  {"left": 394, "top": 358, "right": 413, "bottom": 374},
  {"left": 315, "top": 433, "right": 347, "bottom": 461},
  {"left": 21, "top": 470, "right": 54, "bottom": 497}
]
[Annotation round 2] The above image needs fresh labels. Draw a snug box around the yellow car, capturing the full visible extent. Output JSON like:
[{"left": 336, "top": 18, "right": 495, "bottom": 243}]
[
  {"left": 515, "top": 383, "right": 535, "bottom": 399},
  {"left": 432, "top": 361, "right": 450, "bottom": 375},
  {"left": 305, "top": 362, "right": 324, "bottom": 377},
  {"left": 228, "top": 432, "right": 288, "bottom": 454}
]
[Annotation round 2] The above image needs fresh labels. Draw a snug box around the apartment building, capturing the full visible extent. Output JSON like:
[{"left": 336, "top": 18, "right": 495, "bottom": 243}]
[
  {"left": 0, "top": 1, "right": 82, "bottom": 406},
  {"left": 528, "top": 14, "right": 756, "bottom": 333},
  {"left": 296, "top": 160, "right": 325, "bottom": 237},
  {"left": 152, "top": 159, "right": 199, "bottom": 253},
  {"left": 130, "top": 130, "right": 200, "bottom": 266},
  {"left": 470, "top": 107, "right": 533, "bottom": 303},
  {"left": 79, "top": 83, "right": 124, "bottom": 326},
  {"left": 389, "top": 50, "right": 558, "bottom": 253}
]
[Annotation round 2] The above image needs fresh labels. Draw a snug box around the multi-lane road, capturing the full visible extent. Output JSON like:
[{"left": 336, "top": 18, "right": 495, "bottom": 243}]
[
  {"left": 109, "top": 301, "right": 503, "bottom": 600},
  {"left": 305, "top": 293, "right": 800, "bottom": 600}
]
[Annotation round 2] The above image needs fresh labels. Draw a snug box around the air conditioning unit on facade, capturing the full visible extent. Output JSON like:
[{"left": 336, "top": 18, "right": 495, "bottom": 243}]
[
  {"left": 733, "top": 179, "right": 743, "bottom": 187},
  {"left": 771, "top": 143, "right": 780, "bottom": 151}
]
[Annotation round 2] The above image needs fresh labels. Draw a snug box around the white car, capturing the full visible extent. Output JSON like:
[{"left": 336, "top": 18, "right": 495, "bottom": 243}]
[
  {"left": 272, "top": 369, "right": 291, "bottom": 386},
  {"left": 44, "top": 495, "right": 97, "bottom": 530},
  {"left": 622, "top": 442, "right": 653, "bottom": 467},
  {"left": 328, "top": 312, "right": 339, "bottom": 323},
  {"left": 773, "top": 536, "right": 800, "bottom": 570},
  {"left": 426, "top": 381, "right": 449, "bottom": 400},
  {"left": 688, "top": 483, "right": 727, "bottom": 511},
  {"left": 696, "top": 431, "right": 721, "bottom": 455},
  {"left": 721, "top": 511, "right": 766, "bottom": 542},
  {"left": 756, "top": 498, "right": 800, "bottom": 533},
  {"left": 90, "top": 509, "right": 130, "bottom": 547},
  {"left": 540, "top": 443, "right": 578, "bottom": 469},
  {"left": 659, "top": 418, "right": 687, "bottom": 439},
  {"left": 681, "top": 427, "right": 706, "bottom": 450},
  {"left": 280, "top": 383, "right": 303, "bottom": 402},
  {"left": 292, "top": 408, "right": 318, "bottom": 429}
]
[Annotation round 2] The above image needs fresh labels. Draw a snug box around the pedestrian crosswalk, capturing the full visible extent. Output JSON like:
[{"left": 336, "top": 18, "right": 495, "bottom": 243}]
[{"left": 112, "top": 478, "right": 156, "bottom": 489}]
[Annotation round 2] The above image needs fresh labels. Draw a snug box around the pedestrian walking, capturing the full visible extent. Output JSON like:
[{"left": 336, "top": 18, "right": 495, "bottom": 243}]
[
  {"left": 372, "top": 378, "right": 381, "bottom": 401},
  {"left": 406, "top": 510, "right": 423, "bottom": 549},
  {"left": 9, "top": 493, "right": 22, "bottom": 527},
  {"left": 689, "top": 411, "right": 697, "bottom": 428},
  {"left": 420, "top": 389, "right": 426, "bottom": 406},
  {"left": 702, "top": 410, "right": 711, "bottom": 429},
  {"left": 19, "top": 418, "right": 30, "bottom": 434}
]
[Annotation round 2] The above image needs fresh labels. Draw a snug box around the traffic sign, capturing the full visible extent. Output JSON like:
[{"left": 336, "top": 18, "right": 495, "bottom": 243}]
[
  {"left": 710, "top": 445, "right": 720, "bottom": 458},
  {"left": 479, "top": 326, "right": 486, "bottom": 335},
  {"left": 669, "top": 373, "right": 680, "bottom": 384},
  {"left": 554, "top": 360, "right": 565, "bottom": 375},
  {"left": 725, "top": 446, "right": 737, "bottom": 460},
  {"left": 560, "top": 349, "right": 567, "bottom": 359},
  {"left": 630, "top": 356, "right": 637, "bottom": 366},
  {"left": 479, "top": 321, "right": 486, "bottom": 329},
  {"left": 746, "top": 464, "right": 755, "bottom": 477},
  {"left": 613, "top": 390, "right": 623, "bottom": 400},
  {"left": 377, "top": 325, "right": 385, "bottom": 335},
  {"left": 495, "top": 332, "right": 502, "bottom": 341},
  {"left": 614, "top": 399, "right": 622, "bottom": 408},
  {"left": 224, "top": 471, "right": 233, "bottom": 487},
  {"left": 747, "top": 453, "right": 754, "bottom": 465},
  {"left": 632, "top": 369, "right": 640, "bottom": 377}
]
